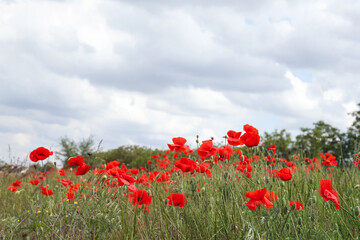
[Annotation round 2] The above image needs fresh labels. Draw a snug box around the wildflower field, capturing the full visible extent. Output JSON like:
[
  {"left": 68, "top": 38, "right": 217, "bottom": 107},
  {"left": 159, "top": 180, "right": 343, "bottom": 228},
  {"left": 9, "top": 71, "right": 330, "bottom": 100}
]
[{"left": 1, "top": 124, "right": 360, "bottom": 239}]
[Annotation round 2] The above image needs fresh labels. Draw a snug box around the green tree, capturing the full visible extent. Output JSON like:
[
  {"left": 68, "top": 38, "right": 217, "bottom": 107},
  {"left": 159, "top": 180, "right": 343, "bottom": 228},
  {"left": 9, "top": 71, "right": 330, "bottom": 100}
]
[
  {"left": 95, "top": 145, "right": 160, "bottom": 169},
  {"left": 260, "top": 129, "right": 294, "bottom": 159},
  {"left": 295, "top": 121, "right": 345, "bottom": 161},
  {"left": 346, "top": 102, "right": 360, "bottom": 158},
  {"left": 56, "top": 136, "right": 96, "bottom": 167}
]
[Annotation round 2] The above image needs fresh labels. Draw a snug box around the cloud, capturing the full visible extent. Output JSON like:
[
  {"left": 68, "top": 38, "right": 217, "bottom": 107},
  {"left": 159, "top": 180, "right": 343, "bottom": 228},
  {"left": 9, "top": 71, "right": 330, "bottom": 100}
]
[{"left": 0, "top": 0, "right": 359, "bottom": 164}]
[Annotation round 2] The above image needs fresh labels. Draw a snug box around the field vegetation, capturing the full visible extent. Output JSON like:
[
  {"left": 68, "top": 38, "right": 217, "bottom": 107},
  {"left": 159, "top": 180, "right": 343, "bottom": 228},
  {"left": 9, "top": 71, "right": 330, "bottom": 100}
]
[{"left": 1, "top": 104, "right": 360, "bottom": 240}]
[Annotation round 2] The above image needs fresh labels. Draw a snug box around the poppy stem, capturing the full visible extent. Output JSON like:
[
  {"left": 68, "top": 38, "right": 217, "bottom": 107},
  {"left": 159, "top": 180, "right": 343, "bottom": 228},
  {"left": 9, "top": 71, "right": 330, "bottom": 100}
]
[
  {"left": 132, "top": 206, "right": 138, "bottom": 239},
  {"left": 279, "top": 208, "right": 291, "bottom": 237}
]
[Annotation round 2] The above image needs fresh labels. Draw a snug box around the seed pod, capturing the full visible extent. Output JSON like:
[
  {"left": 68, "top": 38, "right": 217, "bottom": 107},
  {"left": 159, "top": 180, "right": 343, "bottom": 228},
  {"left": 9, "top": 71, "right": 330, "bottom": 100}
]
[
  {"left": 283, "top": 206, "right": 288, "bottom": 215},
  {"left": 285, "top": 223, "right": 290, "bottom": 231},
  {"left": 354, "top": 206, "right": 360, "bottom": 216},
  {"left": 297, "top": 217, "right": 302, "bottom": 226},
  {"left": 265, "top": 176, "right": 270, "bottom": 183}
]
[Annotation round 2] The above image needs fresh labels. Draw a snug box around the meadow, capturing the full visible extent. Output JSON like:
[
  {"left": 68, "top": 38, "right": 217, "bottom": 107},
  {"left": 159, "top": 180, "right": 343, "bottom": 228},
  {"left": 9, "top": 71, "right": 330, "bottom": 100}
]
[{"left": 1, "top": 124, "right": 360, "bottom": 240}]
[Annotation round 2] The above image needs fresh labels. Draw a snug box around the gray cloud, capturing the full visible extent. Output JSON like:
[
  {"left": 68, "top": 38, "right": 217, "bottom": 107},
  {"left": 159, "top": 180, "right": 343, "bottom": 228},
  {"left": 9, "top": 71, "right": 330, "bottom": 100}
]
[{"left": 0, "top": 0, "right": 359, "bottom": 164}]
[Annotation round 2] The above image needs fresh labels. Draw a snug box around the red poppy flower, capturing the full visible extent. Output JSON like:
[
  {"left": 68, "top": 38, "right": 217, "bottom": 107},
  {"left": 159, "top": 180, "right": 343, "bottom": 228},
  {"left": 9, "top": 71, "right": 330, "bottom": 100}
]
[
  {"left": 319, "top": 179, "right": 340, "bottom": 209},
  {"left": 167, "top": 193, "right": 187, "bottom": 207},
  {"left": 245, "top": 187, "right": 273, "bottom": 210},
  {"left": 319, "top": 152, "right": 338, "bottom": 166},
  {"left": 196, "top": 162, "right": 211, "bottom": 173},
  {"left": 268, "top": 144, "right": 276, "bottom": 154},
  {"left": 68, "top": 156, "right": 85, "bottom": 166},
  {"left": 240, "top": 125, "right": 260, "bottom": 148},
  {"left": 59, "top": 169, "right": 65, "bottom": 176},
  {"left": 105, "top": 160, "right": 120, "bottom": 170},
  {"left": 205, "top": 169, "right": 212, "bottom": 177},
  {"left": 168, "top": 137, "right": 190, "bottom": 154},
  {"left": 61, "top": 179, "right": 73, "bottom": 187},
  {"left": 147, "top": 160, "right": 152, "bottom": 165},
  {"left": 12, "top": 180, "right": 21, "bottom": 188},
  {"left": 127, "top": 190, "right": 152, "bottom": 207},
  {"left": 174, "top": 158, "right": 197, "bottom": 172},
  {"left": 75, "top": 164, "right": 91, "bottom": 175},
  {"left": 30, "top": 147, "right": 53, "bottom": 162},
  {"left": 197, "top": 140, "right": 217, "bottom": 160},
  {"left": 218, "top": 146, "right": 234, "bottom": 161},
  {"left": 156, "top": 173, "right": 171, "bottom": 183},
  {"left": 274, "top": 168, "right": 293, "bottom": 181},
  {"left": 129, "top": 169, "right": 139, "bottom": 175},
  {"left": 41, "top": 186, "right": 53, "bottom": 196},
  {"left": 265, "top": 190, "right": 277, "bottom": 201},
  {"left": 289, "top": 201, "right": 303, "bottom": 210},
  {"left": 226, "top": 130, "right": 243, "bottom": 146},
  {"left": 8, "top": 186, "right": 17, "bottom": 192},
  {"left": 29, "top": 179, "right": 40, "bottom": 185}
]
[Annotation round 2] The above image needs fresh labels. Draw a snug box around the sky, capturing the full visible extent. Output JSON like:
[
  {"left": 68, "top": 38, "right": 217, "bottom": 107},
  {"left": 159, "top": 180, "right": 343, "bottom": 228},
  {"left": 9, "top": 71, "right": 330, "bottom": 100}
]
[{"left": 1, "top": 0, "right": 360, "bottom": 165}]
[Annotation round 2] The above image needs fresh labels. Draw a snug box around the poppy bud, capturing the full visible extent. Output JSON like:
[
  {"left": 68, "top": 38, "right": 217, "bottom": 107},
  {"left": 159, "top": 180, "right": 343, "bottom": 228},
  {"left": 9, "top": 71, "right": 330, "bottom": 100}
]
[
  {"left": 297, "top": 217, "right": 302, "bottom": 226},
  {"left": 285, "top": 223, "right": 290, "bottom": 231},
  {"left": 282, "top": 206, "right": 288, "bottom": 215},
  {"left": 291, "top": 203, "right": 296, "bottom": 210},
  {"left": 265, "top": 176, "right": 269, "bottom": 183},
  {"left": 223, "top": 172, "right": 230, "bottom": 180},
  {"left": 307, "top": 197, "right": 316, "bottom": 206},
  {"left": 354, "top": 206, "right": 360, "bottom": 216}
]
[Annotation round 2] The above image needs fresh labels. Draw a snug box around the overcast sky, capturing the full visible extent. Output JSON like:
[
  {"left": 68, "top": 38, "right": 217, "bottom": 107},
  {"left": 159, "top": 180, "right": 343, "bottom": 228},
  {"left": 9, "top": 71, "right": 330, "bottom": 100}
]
[{"left": 1, "top": 0, "right": 359, "bottom": 164}]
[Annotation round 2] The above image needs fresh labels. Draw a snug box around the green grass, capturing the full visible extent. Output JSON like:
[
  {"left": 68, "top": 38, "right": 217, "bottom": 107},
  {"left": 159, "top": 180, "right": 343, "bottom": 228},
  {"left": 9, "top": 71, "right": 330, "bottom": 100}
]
[{"left": 1, "top": 148, "right": 360, "bottom": 240}]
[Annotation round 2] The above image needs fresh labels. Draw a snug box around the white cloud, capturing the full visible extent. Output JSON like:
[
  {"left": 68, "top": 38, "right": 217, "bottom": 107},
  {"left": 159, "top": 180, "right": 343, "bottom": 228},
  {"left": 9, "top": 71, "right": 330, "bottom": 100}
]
[{"left": 0, "top": 0, "right": 359, "bottom": 163}]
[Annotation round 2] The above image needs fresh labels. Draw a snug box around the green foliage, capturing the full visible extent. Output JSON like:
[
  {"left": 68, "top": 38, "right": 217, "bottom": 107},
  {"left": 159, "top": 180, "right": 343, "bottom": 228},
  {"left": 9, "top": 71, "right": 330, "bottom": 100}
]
[
  {"left": 28, "top": 162, "right": 57, "bottom": 173},
  {"left": 56, "top": 136, "right": 96, "bottom": 167},
  {"left": 94, "top": 145, "right": 161, "bottom": 169},
  {"left": 261, "top": 129, "right": 294, "bottom": 159},
  {"left": 346, "top": 102, "right": 360, "bottom": 158},
  {"left": 2, "top": 150, "right": 360, "bottom": 239},
  {"left": 294, "top": 121, "right": 346, "bottom": 160}
]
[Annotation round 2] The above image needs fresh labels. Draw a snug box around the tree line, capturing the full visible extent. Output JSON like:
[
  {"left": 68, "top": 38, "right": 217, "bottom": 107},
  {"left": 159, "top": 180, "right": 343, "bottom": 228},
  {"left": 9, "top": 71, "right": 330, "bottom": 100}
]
[{"left": 56, "top": 103, "right": 360, "bottom": 168}]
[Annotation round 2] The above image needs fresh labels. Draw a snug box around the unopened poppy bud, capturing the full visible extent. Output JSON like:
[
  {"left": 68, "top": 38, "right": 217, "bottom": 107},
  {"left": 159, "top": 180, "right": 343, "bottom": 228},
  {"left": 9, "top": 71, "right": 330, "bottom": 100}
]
[
  {"left": 354, "top": 206, "right": 360, "bottom": 216},
  {"left": 223, "top": 172, "right": 230, "bottom": 180},
  {"left": 307, "top": 197, "right": 316, "bottom": 205},
  {"left": 297, "top": 217, "right": 302, "bottom": 226},
  {"left": 265, "top": 176, "right": 269, "bottom": 183},
  {"left": 285, "top": 223, "right": 290, "bottom": 231},
  {"left": 291, "top": 203, "right": 296, "bottom": 210},
  {"left": 282, "top": 206, "right": 288, "bottom": 215}
]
